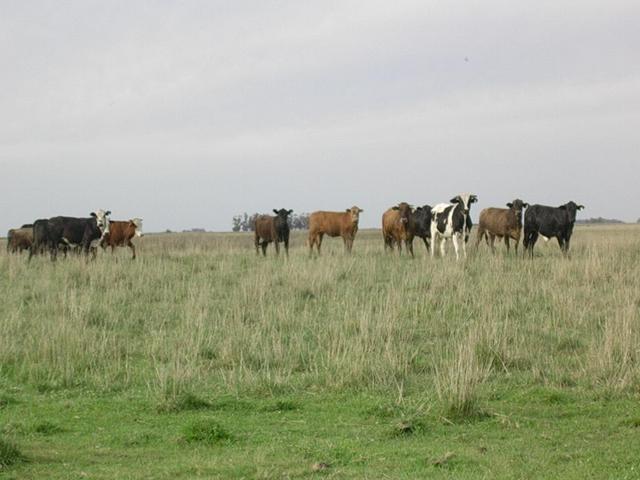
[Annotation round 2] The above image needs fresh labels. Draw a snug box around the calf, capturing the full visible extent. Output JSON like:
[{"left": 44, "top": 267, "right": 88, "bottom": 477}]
[
  {"left": 29, "top": 210, "right": 111, "bottom": 261},
  {"left": 382, "top": 202, "right": 416, "bottom": 256},
  {"left": 430, "top": 193, "right": 478, "bottom": 260},
  {"left": 101, "top": 218, "right": 144, "bottom": 259},
  {"left": 7, "top": 225, "right": 33, "bottom": 253},
  {"left": 412, "top": 205, "right": 432, "bottom": 252},
  {"left": 308, "top": 206, "right": 363, "bottom": 255},
  {"left": 476, "top": 199, "right": 529, "bottom": 254},
  {"left": 523, "top": 201, "right": 584, "bottom": 257},
  {"left": 254, "top": 209, "right": 292, "bottom": 256}
]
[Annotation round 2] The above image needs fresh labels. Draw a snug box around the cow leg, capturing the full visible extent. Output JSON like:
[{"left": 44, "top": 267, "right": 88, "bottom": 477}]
[
  {"left": 489, "top": 234, "right": 496, "bottom": 254},
  {"left": 406, "top": 239, "right": 414, "bottom": 258},
  {"left": 421, "top": 237, "right": 429, "bottom": 253},
  {"left": 317, "top": 234, "right": 324, "bottom": 255},
  {"left": 461, "top": 233, "right": 467, "bottom": 259},
  {"left": 527, "top": 232, "right": 538, "bottom": 258},
  {"left": 397, "top": 239, "right": 402, "bottom": 255},
  {"left": 255, "top": 233, "right": 261, "bottom": 255},
  {"left": 504, "top": 236, "right": 510, "bottom": 253},
  {"left": 284, "top": 238, "right": 289, "bottom": 257},
  {"left": 274, "top": 240, "right": 280, "bottom": 256},
  {"left": 475, "top": 227, "right": 484, "bottom": 250},
  {"left": 439, "top": 238, "right": 447, "bottom": 258},
  {"left": 261, "top": 241, "right": 268, "bottom": 256},
  {"left": 128, "top": 240, "right": 136, "bottom": 260},
  {"left": 452, "top": 234, "right": 460, "bottom": 261}
]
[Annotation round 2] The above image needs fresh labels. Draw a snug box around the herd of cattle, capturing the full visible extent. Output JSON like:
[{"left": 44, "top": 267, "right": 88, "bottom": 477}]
[
  {"left": 6, "top": 211, "right": 143, "bottom": 260},
  {"left": 255, "top": 194, "right": 585, "bottom": 259},
  {"left": 6, "top": 194, "right": 584, "bottom": 261}
]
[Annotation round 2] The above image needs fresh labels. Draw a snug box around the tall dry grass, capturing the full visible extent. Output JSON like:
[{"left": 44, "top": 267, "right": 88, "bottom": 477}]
[{"left": 0, "top": 225, "right": 638, "bottom": 413}]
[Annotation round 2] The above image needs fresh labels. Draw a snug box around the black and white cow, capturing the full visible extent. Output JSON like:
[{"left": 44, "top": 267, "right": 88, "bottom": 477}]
[
  {"left": 430, "top": 194, "right": 478, "bottom": 260},
  {"left": 523, "top": 202, "right": 584, "bottom": 257},
  {"left": 29, "top": 210, "right": 111, "bottom": 261}
]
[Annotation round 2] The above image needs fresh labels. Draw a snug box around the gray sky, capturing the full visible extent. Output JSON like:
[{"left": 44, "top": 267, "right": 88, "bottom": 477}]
[{"left": 1, "top": 1, "right": 639, "bottom": 232}]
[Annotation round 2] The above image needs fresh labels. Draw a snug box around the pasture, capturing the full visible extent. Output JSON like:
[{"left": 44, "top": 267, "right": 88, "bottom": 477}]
[{"left": 1, "top": 225, "right": 639, "bottom": 479}]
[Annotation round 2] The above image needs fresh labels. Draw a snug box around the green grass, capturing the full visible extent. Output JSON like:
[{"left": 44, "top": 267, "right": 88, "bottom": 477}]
[{"left": 1, "top": 225, "right": 639, "bottom": 478}]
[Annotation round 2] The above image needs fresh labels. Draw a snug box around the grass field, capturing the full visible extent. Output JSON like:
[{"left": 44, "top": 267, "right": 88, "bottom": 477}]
[{"left": 1, "top": 225, "right": 639, "bottom": 479}]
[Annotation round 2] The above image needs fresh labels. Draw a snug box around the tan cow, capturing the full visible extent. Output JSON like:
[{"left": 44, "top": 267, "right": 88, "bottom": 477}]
[
  {"left": 7, "top": 225, "right": 33, "bottom": 253},
  {"left": 476, "top": 199, "right": 528, "bottom": 254},
  {"left": 100, "top": 218, "right": 143, "bottom": 259},
  {"left": 308, "top": 206, "right": 363, "bottom": 255},
  {"left": 382, "top": 202, "right": 416, "bottom": 256}
]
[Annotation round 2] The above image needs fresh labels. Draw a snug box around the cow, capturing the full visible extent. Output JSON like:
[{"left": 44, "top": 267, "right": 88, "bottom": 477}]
[
  {"left": 523, "top": 201, "right": 584, "bottom": 257},
  {"left": 308, "top": 206, "right": 363, "bottom": 255},
  {"left": 6, "top": 225, "right": 33, "bottom": 253},
  {"left": 29, "top": 210, "right": 111, "bottom": 261},
  {"left": 412, "top": 205, "right": 432, "bottom": 252},
  {"left": 476, "top": 199, "right": 529, "bottom": 254},
  {"left": 382, "top": 202, "right": 416, "bottom": 256},
  {"left": 100, "top": 218, "right": 144, "bottom": 259},
  {"left": 253, "top": 209, "right": 292, "bottom": 256},
  {"left": 430, "top": 193, "right": 478, "bottom": 260}
]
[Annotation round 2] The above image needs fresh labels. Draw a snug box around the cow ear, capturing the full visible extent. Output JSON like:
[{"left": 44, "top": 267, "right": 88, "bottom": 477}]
[
  {"left": 359, "top": 208, "right": 364, "bottom": 213},
  {"left": 523, "top": 203, "right": 529, "bottom": 208},
  {"left": 90, "top": 212, "right": 97, "bottom": 217},
  {"left": 470, "top": 196, "right": 478, "bottom": 203},
  {"left": 392, "top": 206, "right": 399, "bottom": 210},
  {"left": 577, "top": 205, "right": 585, "bottom": 210},
  {"left": 273, "top": 209, "right": 278, "bottom": 215},
  {"left": 450, "top": 197, "right": 459, "bottom": 203},
  {"left": 288, "top": 209, "right": 293, "bottom": 214},
  {"left": 106, "top": 211, "right": 111, "bottom": 216},
  {"left": 506, "top": 202, "right": 513, "bottom": 208},
  {"left": 415, "top": 206, "right": 422, "bottom": 211}
]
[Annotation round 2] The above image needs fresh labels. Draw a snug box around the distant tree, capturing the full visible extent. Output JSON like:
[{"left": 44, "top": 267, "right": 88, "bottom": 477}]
[
  {"left": 232, "top": 215, "right": 242, "bottom": 232},
  {"left": 290, "top": 213, "right": 310, "bottom": 230}
]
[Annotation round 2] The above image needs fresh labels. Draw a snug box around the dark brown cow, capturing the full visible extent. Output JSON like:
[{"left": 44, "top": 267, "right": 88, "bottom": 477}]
[
  {"left": 254, "top": 209, "right": 292, "bottom": 256},
  {"left": 308, "top": 206, "right": 363, "bottom": 255},
  {"left": 100, "top": 218, "right": 143, "bottom": 259},
  {"left": 7, "top": 225, "right": 33, "bottom": 253},
  {"left": 382, "top": 202, "right": 416, "bottom": 256},
  {"left": 476, "top": 199, "right": 528, "bottom": 254}
]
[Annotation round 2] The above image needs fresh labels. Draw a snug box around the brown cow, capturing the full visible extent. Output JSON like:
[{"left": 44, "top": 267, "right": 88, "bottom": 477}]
[
  {"left": 382, "top": 202, "right": 416, "bottom": 256},
  {"left": 100, "top": 218, "right": 143, "bottom": 259},
  {"left": 308, "top": 206, "right": 363, "bottom": 255},
  {"left": 7, "top": 225, "right": 33, "bottom": 253},
  {"left": 254, "top": 209, "right": 292, "bottom": 256},
  {"left": 476, "top": 199, "right": 529, "bottom": 254}
]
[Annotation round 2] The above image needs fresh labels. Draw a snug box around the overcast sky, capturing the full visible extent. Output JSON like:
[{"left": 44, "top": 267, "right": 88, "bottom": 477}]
[{"left": 1, "top": 1, "right": 638, "bottom": 232}]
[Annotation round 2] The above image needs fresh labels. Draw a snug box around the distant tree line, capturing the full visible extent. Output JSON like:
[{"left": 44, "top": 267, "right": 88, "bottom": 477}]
[
  {"left": 232, "top": 212, "right": 310, "bottom": 232},
  {"left": 575, "top": 217, "right": 625, "bottom": 225}
]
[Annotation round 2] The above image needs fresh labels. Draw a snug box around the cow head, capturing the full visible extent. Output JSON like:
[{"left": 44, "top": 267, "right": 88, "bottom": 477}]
[
  {"left": 560, "top": 201, "right": 585, "bottom": 222},
  {"left": 273, "top": 209, "right": 293, "bottom": 220},
  {"left": 91, "top": 209, "right": 111, "bottom": 235},
  {"left": 346, "top": 206, "right": 363, "bottom": 224},
  {"left": 131, "top": 218, "right": 144, "bottom": 237},
  {"left": 506, "top": 199, "right": 529, "bottom": 220},
  {"left": 450, "top": 194, "right": 477, "bottom": 215},
  {"left": 392, "top": 202, "right": 413, "bottom": 224}
]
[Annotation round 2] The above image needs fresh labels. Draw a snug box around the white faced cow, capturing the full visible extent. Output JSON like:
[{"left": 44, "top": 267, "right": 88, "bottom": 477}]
[{"left": 430, "top": 193, "right": 478, "bottom": 260}]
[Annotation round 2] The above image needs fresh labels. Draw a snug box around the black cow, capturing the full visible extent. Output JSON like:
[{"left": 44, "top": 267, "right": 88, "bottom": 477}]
[
  {"left": 29, "top": 210, "right": 111, "bottom": 261},
  {"left": 412, "top": 205, "right": 432, "bottom": 252},
  {"left": 523, "top": 202, "right": 584, "bottom": 257},
  {"left": 254, "top": 209, "right": 292, "bottom": 256}
]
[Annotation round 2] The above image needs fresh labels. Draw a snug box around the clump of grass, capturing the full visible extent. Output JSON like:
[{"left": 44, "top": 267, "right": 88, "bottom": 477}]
[
  {"left": 32, "top": 421, "right": 64, "bottom": 435},
  {"left": 261, "top": 400, "right": 299, "bottom": 412},
  {"left": 0, "top": 394, "right": 17, "bottom": 409},
  {"left": 0, "top": 438, "right": 23, "bottom": 468},
  {"left": 181, "top": 419, "right": 233, "bottom": 445},
  {"left": 157, "top": 392, "right": 211, "bottom": 413},
  {"left": 435, "top": 330, "right": 491, "bottom": 421}
]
